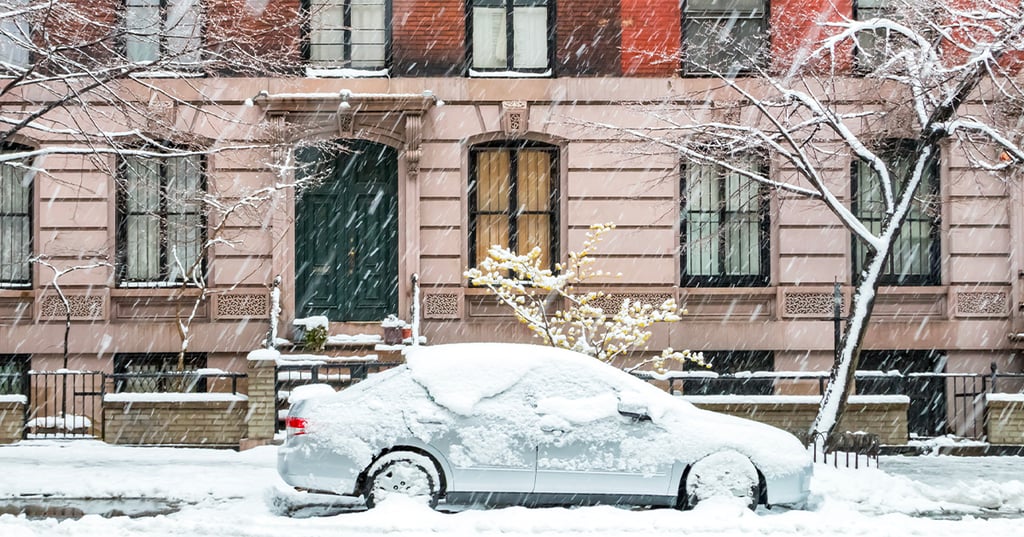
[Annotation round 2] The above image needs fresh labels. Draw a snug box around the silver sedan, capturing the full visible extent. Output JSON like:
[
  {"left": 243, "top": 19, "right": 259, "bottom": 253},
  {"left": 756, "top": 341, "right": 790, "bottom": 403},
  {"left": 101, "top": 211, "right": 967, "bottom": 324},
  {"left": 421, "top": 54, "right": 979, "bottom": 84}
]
[{"left": 278, "top": 343, "right": 812, "bottom": 510}]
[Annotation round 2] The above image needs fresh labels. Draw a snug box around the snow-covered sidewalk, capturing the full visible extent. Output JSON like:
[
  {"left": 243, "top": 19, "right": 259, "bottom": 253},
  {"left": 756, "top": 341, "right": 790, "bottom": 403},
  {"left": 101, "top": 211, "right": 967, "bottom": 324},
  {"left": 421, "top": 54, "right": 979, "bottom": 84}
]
[{"left": 1, "top": 441, "right": 1022, "bottom": 536}]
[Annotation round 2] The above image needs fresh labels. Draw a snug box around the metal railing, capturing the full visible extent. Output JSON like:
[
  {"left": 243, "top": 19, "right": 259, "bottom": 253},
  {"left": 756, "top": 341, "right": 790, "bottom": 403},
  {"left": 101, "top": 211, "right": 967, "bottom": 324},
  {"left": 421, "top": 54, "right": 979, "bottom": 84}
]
[
  {"left": 633, "top": 367, "right": 1024, "bottom": 440},
  {"left": 105, "top": 371, "right": 246, "bottom": 395},
  {"left": 25, "top": 371, "right": 104, "bottom": 439},
  {"left": 275, "top": 361, "right": 403, "bottom": 430}
]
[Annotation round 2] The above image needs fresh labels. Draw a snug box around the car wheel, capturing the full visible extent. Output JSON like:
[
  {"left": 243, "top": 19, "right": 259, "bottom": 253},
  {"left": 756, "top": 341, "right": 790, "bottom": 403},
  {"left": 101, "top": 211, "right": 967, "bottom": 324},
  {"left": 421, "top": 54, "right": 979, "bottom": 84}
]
[
  {"left": 364, "top": 451, "right": 440, "bottom": 509},
  {"left": 683, "top": 451, "right": 760, "bottom": 510}
]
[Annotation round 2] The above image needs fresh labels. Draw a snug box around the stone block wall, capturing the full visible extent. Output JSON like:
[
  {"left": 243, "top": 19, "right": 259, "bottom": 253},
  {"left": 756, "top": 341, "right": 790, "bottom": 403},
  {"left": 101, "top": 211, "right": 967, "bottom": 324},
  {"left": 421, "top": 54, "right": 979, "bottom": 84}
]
[
  {"left": 243, "top": 351, "right": 279, "bottom": 448},
  {"left": 103, "top": 397, "right": 247, "bottom": 447},
  {"left": 685, "top": 396, "right": 909, "bottom": 446},
  {"left": 0, "top": 398, "right": 25, "bottom": 444},
  {"left": 985, "top": 396, "right": 1024, "bottom": 444}
]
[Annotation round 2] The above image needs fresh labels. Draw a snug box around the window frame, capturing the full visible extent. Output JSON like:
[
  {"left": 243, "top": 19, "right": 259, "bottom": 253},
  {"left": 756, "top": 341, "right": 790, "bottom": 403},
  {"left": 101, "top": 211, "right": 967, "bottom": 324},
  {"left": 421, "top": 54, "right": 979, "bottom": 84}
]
[
  {"left": 115, "top": 149, "right": 207, "bottom": 286},
  {"left": 680, "top": 156, "right": 771, "bottom": 288},
  {"left": 301, "top": 0, "right": 391, "bottom": 70},
  {"left": 0, "top": 0, "right": 31, "bottom": 72},
  {"left": 681, "top": 0, "right": 770, "bottom": 77},
  {"left": 0, "top": 143, "right": 32, "bottom": 289},
  {"left": 122, "top": 0, "right": 203, "bottom": 66},
  {"left": 113, "top": 352, "right": 207, "bottom": 393},
  {"left": 0, "top": 354, "right": 30, "bottom": 397},
  {"left": 853, "top": 0, "right": 894, "bottom": 73},
  {"left": 467, "top": 0, "right": 555, "bottom": 75},
  {"left": 851, "top": 139, "right": 941, "bottom": 286},
  {"left": 468, "top": 140, "right": 560, "bottom": 273}
]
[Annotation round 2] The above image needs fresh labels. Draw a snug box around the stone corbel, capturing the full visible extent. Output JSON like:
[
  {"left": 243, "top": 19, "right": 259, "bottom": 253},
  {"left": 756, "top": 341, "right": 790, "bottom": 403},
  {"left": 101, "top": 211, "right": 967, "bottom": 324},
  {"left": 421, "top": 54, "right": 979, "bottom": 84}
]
[
  {"left": 404, "top": 114, "right": 423, "bottom": 181},
  {"left": 337, "top": 94, "right": 355, "bottom": 137}
]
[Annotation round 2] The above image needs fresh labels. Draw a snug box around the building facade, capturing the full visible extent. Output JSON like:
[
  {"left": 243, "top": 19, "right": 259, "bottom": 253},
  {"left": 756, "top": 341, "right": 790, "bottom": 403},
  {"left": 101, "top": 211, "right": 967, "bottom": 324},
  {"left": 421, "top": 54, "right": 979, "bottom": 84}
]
[{"left": 0, "top": 0, "right": 1021, "bottom": 439}]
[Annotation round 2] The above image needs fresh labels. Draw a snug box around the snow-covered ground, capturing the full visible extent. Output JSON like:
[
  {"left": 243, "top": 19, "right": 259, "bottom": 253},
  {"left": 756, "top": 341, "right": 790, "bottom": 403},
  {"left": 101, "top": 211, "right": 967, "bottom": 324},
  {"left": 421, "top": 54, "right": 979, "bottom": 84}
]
[{"left": 1, "top": 441, "right": 1023, "bottom": 536}]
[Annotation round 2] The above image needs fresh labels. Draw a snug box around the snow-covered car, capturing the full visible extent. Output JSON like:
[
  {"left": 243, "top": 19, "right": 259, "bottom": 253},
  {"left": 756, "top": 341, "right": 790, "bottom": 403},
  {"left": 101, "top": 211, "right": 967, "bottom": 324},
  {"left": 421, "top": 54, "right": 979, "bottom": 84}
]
[{"left": 277, "top": 343, "right": 812, "bottom": 510}]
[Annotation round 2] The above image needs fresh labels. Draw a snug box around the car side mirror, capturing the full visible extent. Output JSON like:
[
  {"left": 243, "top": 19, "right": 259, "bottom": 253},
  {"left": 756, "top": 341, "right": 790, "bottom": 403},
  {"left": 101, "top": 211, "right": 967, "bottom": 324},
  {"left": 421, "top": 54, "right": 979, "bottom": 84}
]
[{"left": 617, "top": 400, "right": 651, "bottom": 421}]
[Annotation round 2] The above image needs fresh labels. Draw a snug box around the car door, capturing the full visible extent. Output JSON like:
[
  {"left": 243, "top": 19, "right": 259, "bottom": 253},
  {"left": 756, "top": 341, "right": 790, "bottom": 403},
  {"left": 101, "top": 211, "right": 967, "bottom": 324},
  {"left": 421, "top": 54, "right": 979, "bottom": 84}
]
[
  {"left": 427, "top": 380, "right": 539, "bottom": 494},
  {"left": 531, "top": 379, "right": 675, "bottom": 497}
]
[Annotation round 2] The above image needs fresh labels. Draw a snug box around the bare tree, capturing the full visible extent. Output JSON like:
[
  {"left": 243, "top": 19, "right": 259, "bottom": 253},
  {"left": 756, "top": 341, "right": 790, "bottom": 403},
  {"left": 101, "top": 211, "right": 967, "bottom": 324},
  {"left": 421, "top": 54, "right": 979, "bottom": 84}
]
[
  {"left": 30, "top": 255, "right": 111, "bottom": 369},
  {"left": 591, "top": 0, "right": 1024, "bottom": 442}
]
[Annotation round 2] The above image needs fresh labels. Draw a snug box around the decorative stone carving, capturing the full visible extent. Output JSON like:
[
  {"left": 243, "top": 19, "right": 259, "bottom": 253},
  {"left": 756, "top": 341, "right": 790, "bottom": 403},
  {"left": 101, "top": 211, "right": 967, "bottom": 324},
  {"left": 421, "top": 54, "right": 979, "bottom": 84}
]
[
  {"left": 422, "top": 291, "right": 461, "bottom": 319},
  {"left": 39, "top": 295, "right": 104, "bottom": 320},
  {"left": 501, "top": 101, "right": 528, "bottom": 136},
  {"left": 216, "top": 293, "right": 269, "bottom": 319},
  {"left": 956, "top": 291, "right": 1007, "bottom": 316},
  {"left": 404, "top": 114, "right": 422, "bottom": 182},
  {"left": 783, "top": 292, "right": 844, "bottom": 318},
  {"left": 588, "top": 293, "right": 675, "bottom": 313}
]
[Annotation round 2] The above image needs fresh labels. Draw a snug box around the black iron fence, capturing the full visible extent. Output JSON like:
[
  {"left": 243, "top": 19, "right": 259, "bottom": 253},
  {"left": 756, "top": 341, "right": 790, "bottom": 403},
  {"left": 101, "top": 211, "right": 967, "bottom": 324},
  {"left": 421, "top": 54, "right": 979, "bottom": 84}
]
[
  {"left": 25, "top": 371, "right": 104, "bottom": 439},
  {"left": 15, "top": 370, "right": 248, "bottom": 440},
  {"left": 634, "top": 368, "right": 1024, "bottom": 439}
]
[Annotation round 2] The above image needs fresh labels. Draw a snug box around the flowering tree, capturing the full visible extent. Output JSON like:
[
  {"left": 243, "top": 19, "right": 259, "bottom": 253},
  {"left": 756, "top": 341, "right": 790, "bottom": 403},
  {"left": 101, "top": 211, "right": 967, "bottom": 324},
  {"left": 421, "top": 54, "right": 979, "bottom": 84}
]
[
  {"left": 593, "top": 0, "right": 1024, "bottom": 441},
  {"left": 466, "top": 223, "right": 705, "bottom": 373}
]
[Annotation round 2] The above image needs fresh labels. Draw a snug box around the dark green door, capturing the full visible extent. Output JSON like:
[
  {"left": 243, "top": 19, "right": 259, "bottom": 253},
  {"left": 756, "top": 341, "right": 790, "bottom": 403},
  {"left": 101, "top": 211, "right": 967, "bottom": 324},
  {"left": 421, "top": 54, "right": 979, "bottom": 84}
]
[{"left": 295, "top": 141, "right": 398, "bottom": 321}]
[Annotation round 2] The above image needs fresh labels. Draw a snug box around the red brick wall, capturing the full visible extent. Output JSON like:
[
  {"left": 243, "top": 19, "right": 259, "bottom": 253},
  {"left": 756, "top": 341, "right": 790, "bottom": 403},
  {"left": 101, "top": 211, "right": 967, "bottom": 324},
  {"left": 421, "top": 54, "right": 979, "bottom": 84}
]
[
  {"left": 392, "top": 0, "right": 466, "bottom": 76},
  {"left": 207, "top": 0, "right": 304, "bottom": 74},
  {"left": 556, "top": 0, "right": 621, "bottom": 76},
  {"left": 620, "top": 0, "right": 680, "bottom": 76},
  {"left": 771, "top": 0, "right": 853, "bottom": 74}
]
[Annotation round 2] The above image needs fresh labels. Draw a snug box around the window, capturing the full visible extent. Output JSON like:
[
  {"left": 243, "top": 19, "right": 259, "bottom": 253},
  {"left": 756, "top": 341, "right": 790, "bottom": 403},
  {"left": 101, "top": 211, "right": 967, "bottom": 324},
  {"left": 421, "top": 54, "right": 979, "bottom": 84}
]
[
  {"left": 682, "top": 0, "right": 768, "bottom": 75},
  {"left": 680, "top": 350, "right": 773, "bottom": 395},
  {"left": 0, "top": 355, "right": 29, "bottom": 396},
  {"left": 681, "top": 156, "right": 769, "bottom": 287},
  {"left": 0, "top": 0, "right": 30, "bottom": 71},
  {"left": 469, "top": 0, "right": 552, "bottom": 73},
  {"left": 306, "top": 0, "right": 388, "bottom": 69},
  {"left": 852, "top": 140, "right": 940, "bottom": 285},
  {"left": 0, "top": 147, "right": 31, "bottom": 288},
  {"left": 117, "top": 152, "right": 205, "bottom": 285},
  {"left": 469, "top": 142, "right": 558, "bottom": 270},
  {"left": 854, "top": 0, "right": 896, "bottom": 72},
  {"left": 113, "top": 353, "right": 206, "bottom": 393},
  {"left": 124, "top": 0, "right": 202, "bottom": 64}
]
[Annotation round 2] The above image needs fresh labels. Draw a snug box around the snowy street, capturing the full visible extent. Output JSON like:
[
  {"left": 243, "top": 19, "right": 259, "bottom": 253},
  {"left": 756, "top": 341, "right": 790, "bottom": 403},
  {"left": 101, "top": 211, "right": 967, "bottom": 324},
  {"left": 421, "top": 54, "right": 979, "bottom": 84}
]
[{"left": 1, "top": 441, "right": 1023, "bottom": 536}]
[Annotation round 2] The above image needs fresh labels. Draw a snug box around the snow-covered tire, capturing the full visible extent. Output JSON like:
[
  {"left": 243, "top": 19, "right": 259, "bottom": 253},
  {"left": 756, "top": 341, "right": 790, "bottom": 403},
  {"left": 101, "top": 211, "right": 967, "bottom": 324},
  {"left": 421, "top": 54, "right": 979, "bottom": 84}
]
[
  {"left": 682, "top": 451, "right": 760, "bottom": 510},
  {"left": 363, "top": 451, "right": 441, "bottom": 509}
]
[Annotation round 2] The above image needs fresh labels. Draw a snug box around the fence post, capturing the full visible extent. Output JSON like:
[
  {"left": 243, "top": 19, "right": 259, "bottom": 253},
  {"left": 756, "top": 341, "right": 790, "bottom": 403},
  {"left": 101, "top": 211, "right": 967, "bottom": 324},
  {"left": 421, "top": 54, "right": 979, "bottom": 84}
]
[{"left": 242, "top": 349, "right": 279, "bottom": 450}]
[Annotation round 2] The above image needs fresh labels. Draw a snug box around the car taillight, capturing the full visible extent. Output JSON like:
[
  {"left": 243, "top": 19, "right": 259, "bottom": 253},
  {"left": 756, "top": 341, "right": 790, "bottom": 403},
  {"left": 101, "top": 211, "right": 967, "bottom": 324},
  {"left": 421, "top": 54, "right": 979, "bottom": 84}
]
[{"left": 286, "top": 417, "right": 308, "bottom": 436}]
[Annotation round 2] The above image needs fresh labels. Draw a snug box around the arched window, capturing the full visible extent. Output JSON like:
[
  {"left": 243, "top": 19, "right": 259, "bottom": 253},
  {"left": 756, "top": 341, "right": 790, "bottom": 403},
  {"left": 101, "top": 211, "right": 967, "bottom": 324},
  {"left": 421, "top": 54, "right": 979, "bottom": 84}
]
[{"left": 469, "top": 141, "right": 559, "bottom": 269}]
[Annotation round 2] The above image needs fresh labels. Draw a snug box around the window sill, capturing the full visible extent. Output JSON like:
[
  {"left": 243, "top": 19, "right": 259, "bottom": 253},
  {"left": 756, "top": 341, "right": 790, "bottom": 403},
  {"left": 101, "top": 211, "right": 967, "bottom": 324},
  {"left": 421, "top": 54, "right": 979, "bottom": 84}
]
[
  {"left": 305, "top": 67, "right": 389, "bottom": 78},
  {"left": 469, "top": 68, "right": 552, "bottom": 78}
]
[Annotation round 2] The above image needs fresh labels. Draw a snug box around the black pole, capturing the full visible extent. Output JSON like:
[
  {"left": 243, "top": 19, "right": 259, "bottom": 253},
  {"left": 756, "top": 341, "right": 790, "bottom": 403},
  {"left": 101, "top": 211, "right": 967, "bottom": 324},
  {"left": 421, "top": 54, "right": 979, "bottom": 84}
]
[{"left": 833, "top": 278, "right": 842, "bottom": 363}]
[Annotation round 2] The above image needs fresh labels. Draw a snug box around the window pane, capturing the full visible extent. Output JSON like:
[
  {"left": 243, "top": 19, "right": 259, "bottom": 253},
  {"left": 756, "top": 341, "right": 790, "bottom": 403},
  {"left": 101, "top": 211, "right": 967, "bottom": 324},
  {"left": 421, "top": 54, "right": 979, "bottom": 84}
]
[
  {"left": 512, "top": 6, "right": 547, "bottom": 69},
  {"left": 351, "top": 0, "right": 386, "bottom": 67},
  {"left": 125, "top": 214, "right": 160, "bottom": 280},
  {"left": 684, "top": 15, "right": 767, "bottom": 74},
  {"left": 476, "top": 150, "right": 511, "bottom": 212},
  {"left": 125, "top": 0, "right": 161, "bottom": 62},
  {"left": 517, "top": 150, "right": 550, "bottom": 211},
  {"left": 0, "top": 157, "right": 31, "bottom": 284},
  {"left": 476, "top": 215, "right": 509, "bottom": 265},
  {"left": 518, "top": 214, "right": 550, "bottom": 267},
  {"left": 473, "top": 6, "right": 507, "bottom": 69},
  {"left": 310, "top": 0, "right": 347, "bottom": 64},
  {"left": 0, "top": 0, "right": 30, "bottom": 68},
  {"left": 165, "top": 0, "right": 202, "bottom": 64}
]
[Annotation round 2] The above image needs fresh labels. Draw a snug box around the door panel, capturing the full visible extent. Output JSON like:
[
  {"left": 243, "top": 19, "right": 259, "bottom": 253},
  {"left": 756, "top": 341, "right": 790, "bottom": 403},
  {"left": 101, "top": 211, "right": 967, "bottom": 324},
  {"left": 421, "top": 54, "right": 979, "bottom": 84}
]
[{"left": 295, "top": 141, "right": 398, "bottom": 321}]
